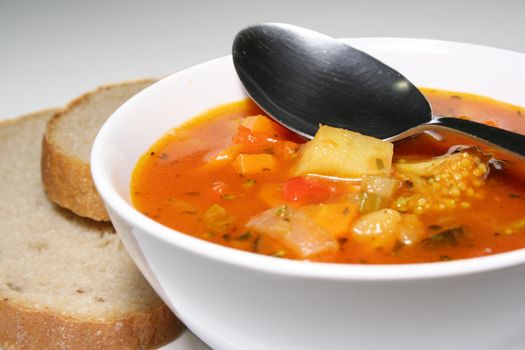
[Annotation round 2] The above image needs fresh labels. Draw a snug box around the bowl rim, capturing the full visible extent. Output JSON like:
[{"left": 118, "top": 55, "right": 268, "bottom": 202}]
[{"left": 91, "top": 37, "right": 525, "bottom": 282}]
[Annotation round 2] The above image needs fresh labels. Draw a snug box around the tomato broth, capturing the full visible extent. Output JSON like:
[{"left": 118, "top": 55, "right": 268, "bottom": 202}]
[{"left": 131, "top": 89, "right": 525, "bottom": 264}]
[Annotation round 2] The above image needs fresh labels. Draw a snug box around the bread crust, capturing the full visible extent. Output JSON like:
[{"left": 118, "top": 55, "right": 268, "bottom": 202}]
[
  {"left": 41, "top": 79, "right": 156, "bottom": 222},
  {"left": 0, "top": 298, "right": 184, "bottom": 350},
  {"left": 2, "top": 108, "right": 185, "bottom": 349},
  {"left": 42, "top": 134, "right": 108, "bottom": 221}
]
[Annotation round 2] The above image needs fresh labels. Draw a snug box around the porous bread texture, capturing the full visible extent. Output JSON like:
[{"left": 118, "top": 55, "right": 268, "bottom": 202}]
[
  {"left": 42, "top": 79, "right": 156, "bottom": 221},
  {"left": 0, "top": 110, "right": 183, "bottom": 349}
]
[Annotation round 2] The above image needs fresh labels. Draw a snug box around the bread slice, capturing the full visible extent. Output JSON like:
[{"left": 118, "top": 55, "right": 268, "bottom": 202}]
[
  {"left": 42, "top": 80, "right": 156, "bottom": 221},
  {"left": 0, "top": 110, "right": 183, "bottom": 349}
]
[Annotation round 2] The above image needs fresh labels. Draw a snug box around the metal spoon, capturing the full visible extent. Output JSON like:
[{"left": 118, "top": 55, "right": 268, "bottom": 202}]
[{"left": 232, "top": 23, "right": 525, "bottom": 157}]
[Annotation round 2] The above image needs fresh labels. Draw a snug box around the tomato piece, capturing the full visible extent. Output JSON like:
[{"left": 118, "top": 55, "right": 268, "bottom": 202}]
[
  {"left": 276, "top": 141, "right": 300, "bottom": 161},
  {"left": 282, "top": 176, "right": 337, "bottom": 204},
  {"left": 231, "top": 126, "right": 277, "bottom": 153},
  {"left": 232, "top": 126, "right": 258, "bottom": 145},
  {"left": 231, "top": 120, "right": 305, "bottom": 157},
  {"left": 240, "top": 115, "right": 301, "bottom": 141}
]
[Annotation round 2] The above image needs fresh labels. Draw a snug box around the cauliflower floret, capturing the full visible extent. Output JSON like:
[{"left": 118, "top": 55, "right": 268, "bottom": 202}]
[{"left": 392, "top": 149, "right": 489, "bottom": 214}]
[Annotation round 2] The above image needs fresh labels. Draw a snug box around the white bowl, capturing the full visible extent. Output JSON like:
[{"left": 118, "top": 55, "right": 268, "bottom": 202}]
[{"left": 91, "top": 38, "right": 525, "bottom": 350}]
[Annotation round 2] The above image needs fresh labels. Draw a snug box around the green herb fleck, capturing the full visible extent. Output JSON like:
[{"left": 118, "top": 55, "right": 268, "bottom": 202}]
[
  {"left": 185, "top": 191, "right": 201, "bottom": 196},
  {"left": 276, "top": 205, "right": 289, "bottom": 218},
  {"left": 180, "top": 210, "right": 198, "bottom": 215},
  {"left": 242, "top": 179, "right": 257, "bottom": 188},
  {"left": 376, "top": 158, "right": 385, "bottom": 170},
  {"left": 422, "top": 226, "right": 465, "bottom": 248},
  {"left": 221, "top": 194, "right": 236, "bottom": 200},
  {"left": 238, "top": 231, "right": 252, "bottom": 240}
]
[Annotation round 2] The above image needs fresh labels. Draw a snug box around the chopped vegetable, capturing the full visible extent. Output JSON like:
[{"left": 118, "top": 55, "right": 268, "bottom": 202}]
[
  {"left": 246, "top": 206, "right": 339, "bottom": 259},
  {"left": 397, "top": 214, "right": 425, "bottom": 245},
  {"left": 253, "top": 234, "right": 284, "bottom": 257},
  {"left": 204, "top": 144, "right": 242, "bottom": 168},
  {"left": 357, "top": 175, "right": 400, "bottom": 213},
  {"left": 204, "top": 204, "right": 234, "bottom": 234},
  {"left": 303, "top": 203, "right": 358, "bottom": 237},
  {"left": 421, "top": 226, "right": 466, "bottom": 248},
  {"left": 293, "top": 125, "right": 393, "bottom": 178},
  {"left": 241, "top": 115, "right": 283, "bottom": 135},
  {"left": 233, "top": 153, "right": 276, "bottom": 174},
  {"left": 220, "top": 194, "right": 237, "bottom": 200},
  {"left": 282, "top": 176, "right": 337, "bottom": 204},
  {"left": 166, "top": 198, "right": 197, "bottom": 214},
  {"left": 242, "top": 178, "right": 257, "bottom": 188},
  {"left": 231, "top": 126, "right": 278, "bottom": 152},
  {"left": 277, "top": 141, "right": 301, "bottom": 160},
  {"left": 357, "top": 192, "right": 385, "bottom": 213},
  {"left": 393, "top": 150, "right": 489, "bottom": 214},
  {"left": 361, "top": 175, "right": 400, "bottom": 198},
  {"left": 351, "top": 209, "right": 425, "bottom": 251},
  {"left": 258, "top": 183, "right": 284, "bottom": 207},
  {"left": 352, "top": 209, "right": 403, "bottom": 251}
]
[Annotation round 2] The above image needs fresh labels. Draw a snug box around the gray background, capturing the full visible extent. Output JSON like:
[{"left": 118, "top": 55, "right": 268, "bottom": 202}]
[
  {"left": 1, "top": 0, "right": 524, "bottom": 348},
  {"left": 1, "top": 0, "right": 525, "bottom": 119}
]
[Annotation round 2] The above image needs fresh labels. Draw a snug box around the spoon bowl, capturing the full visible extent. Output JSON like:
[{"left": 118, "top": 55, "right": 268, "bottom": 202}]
[{"left": 233, "top": 23, "right": 525, "bottom": 157}]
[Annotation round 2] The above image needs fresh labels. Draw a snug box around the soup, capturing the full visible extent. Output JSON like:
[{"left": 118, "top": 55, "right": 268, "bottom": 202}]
[{"left": 131, "top": 89, "right": 525, "bottom": 264}]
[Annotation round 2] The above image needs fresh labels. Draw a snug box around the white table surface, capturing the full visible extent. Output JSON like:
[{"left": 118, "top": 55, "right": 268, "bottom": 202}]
[{"left": 2, "top": 0, "right": 524, "bottom": 348}]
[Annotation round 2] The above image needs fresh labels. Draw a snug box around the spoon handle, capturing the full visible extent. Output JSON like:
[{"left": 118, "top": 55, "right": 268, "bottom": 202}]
[{"left": 429, "top": 117, "right": 525, "bottom": 157}]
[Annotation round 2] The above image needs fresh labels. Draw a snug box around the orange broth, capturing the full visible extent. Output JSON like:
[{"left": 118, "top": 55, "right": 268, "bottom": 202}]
[{"left": 131, "top": 89, "right": 525, "bottom": 264}]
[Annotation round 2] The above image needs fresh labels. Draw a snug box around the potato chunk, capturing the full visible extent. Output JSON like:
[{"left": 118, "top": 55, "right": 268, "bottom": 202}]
[{"left": 293, "top": 125, "right": 393, "bottom": 178}]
